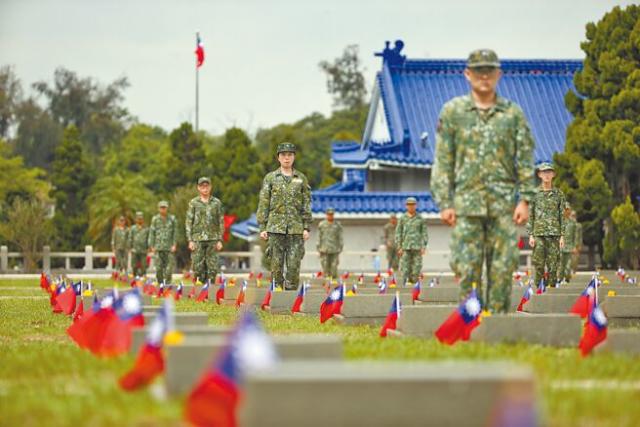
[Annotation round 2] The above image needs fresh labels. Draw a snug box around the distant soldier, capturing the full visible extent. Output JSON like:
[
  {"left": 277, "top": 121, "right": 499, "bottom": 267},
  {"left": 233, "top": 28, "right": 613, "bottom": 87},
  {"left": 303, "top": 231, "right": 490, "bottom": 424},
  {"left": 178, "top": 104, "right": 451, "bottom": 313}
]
[
  {"left": 528, "top": 163, "right": 566, "bottom": 287},
  {"left": 317, "top": 207, "right": 343, "bottom": 279},
  {"left": 431, "top": 49, "right": 535, "bottom": 312},
  {"left": 571, "top": 210, "right": 583, "bottom": 272},
  {"left": 395, "top": 197, "right": 428, "bottom": 285},
  {"left": 148, "top": 200, "right": 178, "bottom": 284},
  {"left": 128, "top": 211, "right": 149, "bottom": 277},
  {"left": 186, "top": 177, "right": 224, "bottom": 284},
  {"left": 560, "top": 204, "right": 577, "bottom": 282},
  {"left": 383, "top": 214, "right": 399, "bottom": 272},
  {"left": 111, "top": 215, "right": 129, "bottom": 274},
  {"left": 257, "top": 142, "right": 312, "bottom": 290}
]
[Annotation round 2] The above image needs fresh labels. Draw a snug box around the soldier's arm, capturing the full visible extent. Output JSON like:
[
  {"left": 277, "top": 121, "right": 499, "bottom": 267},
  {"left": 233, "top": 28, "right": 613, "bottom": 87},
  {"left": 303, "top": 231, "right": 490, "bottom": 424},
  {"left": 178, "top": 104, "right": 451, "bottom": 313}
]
[
  {"left": 422, "top": 219, "right": 429, "bottom": 248},
  {"left": 514, "top": 108, "right": 536, "bottom": 205},
  {"left": 171, "top": 216, "right": 178, "bottom": 247},
  {"left": 218, "top": 202, "right": 224, "bottom": 244},
  {"left": 527, "top": 197, "right": 535, "bottom": 235},
  {"left": 185, "top": 201, "right": 194, "bottom": 242},
  {"left": 338, "top": 224, "right": 344, "bottom": 252},
  {"left": 394, "top": 218, "right": 403, "bottom": 248},
  {"left": 301, "top": 179, "right": 312, "bottom": 231},
  {"left": 431, "top": 108, "right": 456, "bottom": 210},
  {"left": 558, "top": 192, "right": 566, "bottom": 236},
  {"left": 256, "top": 176, "right": 271, "bottom": 232},
  {"left": 148, "top": 220, "right": 155, "bottom": 248}
]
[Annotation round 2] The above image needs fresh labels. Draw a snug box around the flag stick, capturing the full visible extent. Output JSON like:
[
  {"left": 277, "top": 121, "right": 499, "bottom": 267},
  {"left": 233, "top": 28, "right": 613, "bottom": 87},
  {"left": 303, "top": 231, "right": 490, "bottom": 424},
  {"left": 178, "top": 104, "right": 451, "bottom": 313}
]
[{"left": 195, "top": 31, "right": 200, "bottom": 133}]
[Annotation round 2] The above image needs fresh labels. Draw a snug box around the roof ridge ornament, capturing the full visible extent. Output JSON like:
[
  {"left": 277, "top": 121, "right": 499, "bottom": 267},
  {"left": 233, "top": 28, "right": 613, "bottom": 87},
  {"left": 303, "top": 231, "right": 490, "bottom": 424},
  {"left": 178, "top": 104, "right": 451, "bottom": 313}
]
[{"left": 375, "top": 40, "right": 406, "bottom": 66}]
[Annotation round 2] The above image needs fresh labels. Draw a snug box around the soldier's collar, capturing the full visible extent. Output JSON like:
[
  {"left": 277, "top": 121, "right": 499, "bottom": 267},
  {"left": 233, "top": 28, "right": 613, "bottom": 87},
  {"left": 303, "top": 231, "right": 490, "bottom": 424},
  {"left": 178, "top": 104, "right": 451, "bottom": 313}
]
[
  {"left": 465, "top": 94, "right": 508, "bottom": 112},
  {"left": 276, "top": 168, "right": 300, "bottom": 178}
]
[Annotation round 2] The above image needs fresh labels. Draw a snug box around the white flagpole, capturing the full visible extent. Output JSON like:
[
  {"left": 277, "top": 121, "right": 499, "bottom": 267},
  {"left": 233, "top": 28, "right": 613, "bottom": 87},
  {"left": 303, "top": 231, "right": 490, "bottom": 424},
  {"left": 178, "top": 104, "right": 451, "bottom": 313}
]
[{"left": 195, "top": 31, "right": 200, "bottom": 133}]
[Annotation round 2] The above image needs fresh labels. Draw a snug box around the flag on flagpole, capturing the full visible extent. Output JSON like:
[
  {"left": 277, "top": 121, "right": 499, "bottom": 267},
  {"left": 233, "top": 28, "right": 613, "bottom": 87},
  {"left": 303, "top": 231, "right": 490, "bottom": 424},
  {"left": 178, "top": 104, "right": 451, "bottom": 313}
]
[
  {"left": 380, "top": 293, "right": 401, "bottom": 337},
  {"left": 185, "top": 312, "right": 277, "bottom": 427},
  {"left": 197, "top": 281, "right": 210, "bottom": 303},
  {"left": 412, "top": 281, "right": 421, "bottom": 302},
  {"left": 291, "top": 282, "right": 307, "bottom": 313},
  {"left": 569, "top": 278, "right": 597, "bottom": 318},
  {"left": 435, "top": 288, "right": 482, "bottom": 345},
  {"left": 378, "top": 278, "right": 387, "bottom": 294},
  {"left": 215, "top": 280, "right": 226, "bottom": 305},
  {"left": 516, "top": 283, "right": 534, "bottom": 312},
  {"left": 195, "top": 33, "right": 205, "bottom": 67},
  {"left": 235, "top": 280, "right": 247, "bottom": 307},
  {"left": 175, "top": 282, "right": 184, "bottom": 301},
  {"left": 536, "top": 277, "right": 546, "bottom": 294},
  {"left": 578, "top": 303, "right": 607, "bottom": 356},
  {"left": 261, "top": 280, "right": 276, "bottom": 310},
  {"left": 57, "top": 283, "right": 77, "bottom": 315},
  {"left": 319, "top": 284, "right": 344, "bottom": 323}
]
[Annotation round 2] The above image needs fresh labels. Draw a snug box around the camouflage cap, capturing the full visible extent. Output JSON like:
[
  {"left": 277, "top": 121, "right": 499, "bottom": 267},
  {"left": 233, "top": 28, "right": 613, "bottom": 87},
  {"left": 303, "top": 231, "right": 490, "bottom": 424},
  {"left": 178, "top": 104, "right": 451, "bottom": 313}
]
[
  {"left": 277, "top": 142, "right": 296, "bottom": 154},
  {"left": 405, "top": 197, "right": 417, "bottom": 205},
  {"left": 536, "top": 162, "right": 554, "bottom": 172},
  {"left": 158, "top": 200, "right": 169, "bottom": 208},
  {"left": 467, "top": 49, "right": 500, "bottom": 69},
  {"left": 326, "top": 207, "right": 335, "bottom": 214},
  {"left": 197, "top": 176, "right": 211, "bottom": 185},
  {"left": 135, "top": 211, "right": 144, "bottom": 218}
]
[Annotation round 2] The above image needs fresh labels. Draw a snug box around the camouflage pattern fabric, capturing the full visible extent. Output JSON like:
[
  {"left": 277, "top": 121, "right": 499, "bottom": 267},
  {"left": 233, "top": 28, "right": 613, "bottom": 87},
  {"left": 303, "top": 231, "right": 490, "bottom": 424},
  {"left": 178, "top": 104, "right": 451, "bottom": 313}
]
[
  {"left": 394, "top": 214, "right": 428, "bottom": 250},
  {"left": 559, "top": 216, "right": 578, "bottom": 281},
  {"left": 256, "top": 169, "right": 312, "bottom": 235},
  {"left": 191, "top": 240, "right": 219, "bottom": 283},
  {"left": 320, "top": 253, "right": 339, "bottom": 279},
  {"left": 317, "top": 219, "right": 343, "bottom": 278},
  {"left": 527, "top": 187, "right": 566, "bottom": 237},
  {"left": 572, "top": 222, "right": 583, "bottom": 271},
  {"left": 154, "top": 251, "right": 174, "bottom": 284},
  {"left": 185, "top": 196, "right": 224, "bottom": 242},
  {"left": 128, "top": 225, "right": 149, "bottom": 253},
  {"left": 114, "top": 249, "right": 127, "bottom": 273},
  {"left": 560, "top": 252, "right": 572, "bottom": 282},
  {"left": 268, "top": 233, "right": 304, "bottom": 290},
  {"left": 532, "top": 236, "right": 561, "bottom": 286},
  {"left": 432, "top": 93, "right": 535, "bottom": 313},
  {"left": 148, "top": 214, "right": 178, "bottom": 251},
  {"left": 383, "top": 221, "right": 399, "bottom": 271},
  {"left": 112, "top": 227, "right": 128, "bottom": 250},
  {"left": 399, "top": 249, "right": 422, "bottom": 285},
  {"left": 131, "top": 252, "right": 147, "bottom": 277}
]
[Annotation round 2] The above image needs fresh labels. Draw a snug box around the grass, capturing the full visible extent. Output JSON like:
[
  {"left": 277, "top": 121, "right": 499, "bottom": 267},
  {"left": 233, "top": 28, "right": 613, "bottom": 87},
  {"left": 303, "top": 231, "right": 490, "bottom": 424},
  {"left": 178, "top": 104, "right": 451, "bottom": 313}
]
[{"left": 1, "top": 278, "right": 639, "bottom": 426}]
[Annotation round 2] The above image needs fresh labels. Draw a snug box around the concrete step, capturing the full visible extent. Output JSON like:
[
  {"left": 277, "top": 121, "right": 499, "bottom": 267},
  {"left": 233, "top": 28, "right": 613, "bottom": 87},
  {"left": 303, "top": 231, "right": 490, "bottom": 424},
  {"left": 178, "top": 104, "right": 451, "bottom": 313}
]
[
  {"left": 130, "top": 324, "right": 230, "bottom": 355},
  {"left": 396, "top": 305, "right": 458, "bottom": 338},
  {"left": 603, "top": 296, "right": 640, "bottom": 327},
  {"left": 598, "top": 329, "right": 640, "bottom": 355},
  {"left": 143, "top": 311, "right": 208, "bottom": 327},
  {"left": 473, "top": 313, "right": 583, "bottom": 347}
]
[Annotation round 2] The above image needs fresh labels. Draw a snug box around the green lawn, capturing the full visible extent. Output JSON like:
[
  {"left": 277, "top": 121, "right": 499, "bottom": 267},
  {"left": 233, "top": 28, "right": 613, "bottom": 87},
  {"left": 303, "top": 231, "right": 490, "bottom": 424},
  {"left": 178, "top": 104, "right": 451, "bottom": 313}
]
[{"left": 1, "top": 279, "right": 639, "bottom": 427}]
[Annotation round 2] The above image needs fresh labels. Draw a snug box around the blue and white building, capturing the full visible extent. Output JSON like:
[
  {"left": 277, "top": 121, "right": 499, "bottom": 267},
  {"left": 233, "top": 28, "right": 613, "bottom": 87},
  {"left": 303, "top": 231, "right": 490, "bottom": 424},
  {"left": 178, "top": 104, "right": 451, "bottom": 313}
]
[{"left": 233, "top": 40, "right": 582, "bottom": 271}]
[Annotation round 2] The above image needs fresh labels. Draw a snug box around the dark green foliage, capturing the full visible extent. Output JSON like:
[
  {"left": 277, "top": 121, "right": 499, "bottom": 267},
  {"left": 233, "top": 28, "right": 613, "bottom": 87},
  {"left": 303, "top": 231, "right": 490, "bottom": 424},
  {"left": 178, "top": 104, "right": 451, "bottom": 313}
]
[
  {"left": 165, "top": 122, "right": 207, "bottom": 191},
  {"left": 319, "top": 44, "right": 368, "bottom": 111}
]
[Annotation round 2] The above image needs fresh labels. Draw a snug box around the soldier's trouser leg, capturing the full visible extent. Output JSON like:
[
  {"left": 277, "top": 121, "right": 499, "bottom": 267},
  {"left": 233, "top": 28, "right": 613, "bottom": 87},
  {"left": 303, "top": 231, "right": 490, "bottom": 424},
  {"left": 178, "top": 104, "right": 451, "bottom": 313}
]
[
  {"left": 328, "top": 253, "right": 339, "bottom": 279},
  {"left": 560, "top": 252, "right": 572, "bottom": 281},
  {"left": 132, "top": 252, "right": 146, "bottom": 277},
  {"left": 116, "top": 249, "right": 127, "bottom": 272},
  {"left": 546, "top": 237, "right": 561, "bottom": 285},
  {"left": 320, "top": 254, "right": 330, "bottom": 278},
  {"left": 533, "top": 237, "right": 560, "bottom": 286},
  {"left": 192, "top": 241, "right": 219, "bottom": 283},
  {"left": 485, "top": 215, "right": 518, "bottom": 313},
  {"left": 387, "top": 246, "right": 397, "bottom": 272},
  {"left": 269, "top": 233, "right": 304, "bottom": 290},
  {"left": 451, "top": 217, "right": 485, "bottom": 303},
  {"left": 205, "top": 244, "right": 220, "bottom": 284},
  {"left": 399, "top": 250, "right": 410, "bottom": 286},
  {"left": 407, "top": 249, "right": 422, "bottom": 284},
  {"left": 156, "top": 251, "right": 173, "bottom": 284}
]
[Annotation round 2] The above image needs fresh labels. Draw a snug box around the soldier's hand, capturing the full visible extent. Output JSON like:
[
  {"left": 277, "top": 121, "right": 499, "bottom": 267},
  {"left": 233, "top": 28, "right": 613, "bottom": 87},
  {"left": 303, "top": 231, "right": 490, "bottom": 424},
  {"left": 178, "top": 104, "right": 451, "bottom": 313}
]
[
  {"left": 188, "top": 241, "right": 195, "bottom": 251},
  {"left": 303, "top": 230, "right": 310, "bottom": 241},
  {"left": 529, "top": 236, "right": 535, "bottom": 248},
  {"left": 559, "top": 236, "right": 565, "bottom": 249},
  {"left": 440, "top": 208, "right": 456, "bottom": 226},
  {"left": 149, "top": 247, "right": 155, "bottom": 253},
  {"left": 260, "top": 231, "right": 269, "bottom": 241},
  {"left": 397, "top": 249, "right": 403, "bottom": 257},
  {"left": 513, "top": 201, "right": 529, "bottom": 225},
  {"left": 170, "top": 245, "right": 176, "bottom": 253},
  {"left": 216, "top": 241, "right": 223, "bottom": 251},
  {"left": 421, "top": 248, "right": 426, "bottom": 256}
]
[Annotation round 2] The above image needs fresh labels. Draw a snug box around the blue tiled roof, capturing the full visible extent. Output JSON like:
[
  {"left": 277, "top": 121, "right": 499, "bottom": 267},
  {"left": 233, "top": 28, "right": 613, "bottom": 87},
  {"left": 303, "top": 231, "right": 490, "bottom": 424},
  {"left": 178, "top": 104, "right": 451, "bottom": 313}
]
[
  {"left": 312, "top": 191, "right": 438, "bottom": 215},
  {"left": 332, "top": 41, "right": 582, "bottom": 167}
]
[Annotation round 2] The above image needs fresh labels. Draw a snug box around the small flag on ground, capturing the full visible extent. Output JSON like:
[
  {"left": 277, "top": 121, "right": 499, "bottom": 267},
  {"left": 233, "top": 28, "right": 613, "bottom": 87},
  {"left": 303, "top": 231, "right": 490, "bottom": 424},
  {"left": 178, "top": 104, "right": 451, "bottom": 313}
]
[
  {"left": 536, "top": 278, "right": 546, "bottom": 294},
  {"left": 235, "top": 281, "right": 247, "bottom": 308},
  {"left": 319, "top": 284, "right": 344, "bottom": 323},
  {"left": 261, "top": 281, "right": 276, "bottom": 310},
  {"left": 197, "top": 281, "right": 210, "bottom": 303},
  {"left": 435, "top": 289, "right": 482, "bottom": 345},
  {"left": 578, "top": 303, "right": 607, "bottom": 357},
  {"left": 412, "top": 281, "right": 421, "bottom": 302},
  {"left": 291, "top": 282, "right": 308, "bottom": 313},
  {"left": 184, "top": 312, "right": 277, "bottom": 427},
  {"left": 516, "top": 284, "right": 534, "bottom": 312},
  {"left": 175, "top": 283, "right": 184, "bottom": 301},
  {"left": 380, "top": 293, "right": 401, "bottom": 337},
  {"left": 378, "top": 278, "right": 387, "bottom": 294},
  {"left": 569, "top": 278, "right": 597, "bottom": 318},
  {"left": 215, "top": 280, "right": 225, "bottom": 304}
]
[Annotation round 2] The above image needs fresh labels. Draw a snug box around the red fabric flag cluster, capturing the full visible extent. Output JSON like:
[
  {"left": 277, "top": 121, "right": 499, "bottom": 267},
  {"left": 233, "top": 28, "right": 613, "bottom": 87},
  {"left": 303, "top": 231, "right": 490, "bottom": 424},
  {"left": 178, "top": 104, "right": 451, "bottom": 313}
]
[
  {"left": 435, "top": 289, "right": 482, "bottom": 345},
  {"left": 569, "top": 279, "right": 597, "bottom": 318}
]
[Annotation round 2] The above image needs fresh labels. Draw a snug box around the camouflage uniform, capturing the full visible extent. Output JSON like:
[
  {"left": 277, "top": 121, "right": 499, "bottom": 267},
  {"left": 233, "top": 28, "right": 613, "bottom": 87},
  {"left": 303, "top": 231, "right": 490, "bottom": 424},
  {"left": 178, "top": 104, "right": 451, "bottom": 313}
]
[
  {"left": 560, "top": 215, "right": 577, "bottom": 281},
  {"left": 257, "top": 158, "right": 312, "bottom": 290},
  {"left": 317, "top": 218, "right": 343, "bottom": 279},
  {"left": 148, "top": 212, "right": 178, "bottom": 284},
  {"left": 111, "top": 226, "right": 129, "bottom": 272},
  {"left": 432, "top": 92, "right": 535, "bottom": 312},
  {"left": 572, "top": 221, "right": 583, "bottom": 272},
  {"left": 383, "top": 220, "right": 399, "bottom": 271},
  {"left": 395, "top": 211, "right": 428, "bottom": 285},
  {"left": 128, "top": 223, "right": 149, "bottom": 277},
  {"left": 186, "top": 195, "right": 224, "bottom": 284},
  {"left": 527, "top": 186, "right": 566, "bottom": 286}
]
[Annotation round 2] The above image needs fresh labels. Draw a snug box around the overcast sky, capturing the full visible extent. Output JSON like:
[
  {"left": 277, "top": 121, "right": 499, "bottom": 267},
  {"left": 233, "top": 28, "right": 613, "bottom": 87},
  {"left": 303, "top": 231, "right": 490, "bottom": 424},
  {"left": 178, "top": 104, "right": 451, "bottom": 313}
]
[{"left": 0, "top": 0, "right": 634, "bottom": 135}]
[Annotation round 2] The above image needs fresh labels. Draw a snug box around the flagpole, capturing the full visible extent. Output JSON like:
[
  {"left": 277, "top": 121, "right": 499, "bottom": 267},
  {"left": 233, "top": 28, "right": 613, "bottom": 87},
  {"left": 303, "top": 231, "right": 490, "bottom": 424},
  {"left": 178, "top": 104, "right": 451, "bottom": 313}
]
[{"left": 195, "top": 31, "right": 200, "bottom": 133}]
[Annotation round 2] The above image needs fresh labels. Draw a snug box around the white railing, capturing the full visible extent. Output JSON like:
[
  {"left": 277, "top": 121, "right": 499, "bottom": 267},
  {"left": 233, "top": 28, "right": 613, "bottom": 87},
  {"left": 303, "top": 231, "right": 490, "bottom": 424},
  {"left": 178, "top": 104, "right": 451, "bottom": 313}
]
[{"left": 0, "top": 244, "right": 541, "bottom": 273}]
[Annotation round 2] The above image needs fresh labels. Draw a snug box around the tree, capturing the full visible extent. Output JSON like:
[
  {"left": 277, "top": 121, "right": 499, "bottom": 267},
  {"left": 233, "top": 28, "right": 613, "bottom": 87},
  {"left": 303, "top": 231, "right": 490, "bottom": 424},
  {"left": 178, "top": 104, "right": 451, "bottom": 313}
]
[
  {"left": 554, "top": 5, "right": 640, "bottom": 267},
  {"left": 169, "top": 185, "right": 196, "bottom": 269},
  {"left": 33, "top": 68, "right": 130, "bottom": 155},
  {"left": 0, "top": 65, "right": 23, "bottom": 138},
  {"left": 12, "top": 98, "right": 63, "bottom": 170},
  {"left": 605, "top": 196, "right": 640, "bottom": 269},
  {"left": 165, "top": 122, "right": 207, "bottom": 191},
  {"left": 0, "top": 199, "right": 52, "bottom": 272},
  {"left": 50, "top": 125, "right": 95, "bottom": 249},
  {"left": 86, "top": 173, "right": 156, "bottom": 248},
  {"left": 319, "top": 44, "right": 368, "bottom": 111},
  {"left": 0, "top": 143, "right": 50, "bottom": 209}
]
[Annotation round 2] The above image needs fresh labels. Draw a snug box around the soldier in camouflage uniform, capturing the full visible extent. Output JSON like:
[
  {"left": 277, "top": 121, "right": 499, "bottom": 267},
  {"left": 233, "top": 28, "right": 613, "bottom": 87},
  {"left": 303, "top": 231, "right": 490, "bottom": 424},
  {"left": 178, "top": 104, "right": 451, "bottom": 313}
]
[
  {"left": 432, "top": 49, "right": 535, "bottom": 312},
  {"left": 527, "top": 163, "right": 566, "bottom": 287},
  {"left": 383, "top": 214, "right": 399, "bottom": 272},
  {"left": 395, "top": 197, "right": 428, "bottom": 285},
  {"left": 111, "top": 216, "right": 129, "bottom": 274},
  {"left": 128, "top": 212, "right": 149, "bottom": 277},
  {"left": 257, "top": 142, "right": 312, "bottom": 290},
  {"left": 560, "top": 204, "right": 578, "bottom": 282},
  {"left": 572, "top": 211, "right": 583, "bottom": 272},
  {"left": 186, "top": 177, "right": 224, "bottom": 284},
  {"left": 317, "top": 207, "right": 343, "bottom": 279},
  {"left": 148, "top": 200, "right": 178, "bottom": 284}
]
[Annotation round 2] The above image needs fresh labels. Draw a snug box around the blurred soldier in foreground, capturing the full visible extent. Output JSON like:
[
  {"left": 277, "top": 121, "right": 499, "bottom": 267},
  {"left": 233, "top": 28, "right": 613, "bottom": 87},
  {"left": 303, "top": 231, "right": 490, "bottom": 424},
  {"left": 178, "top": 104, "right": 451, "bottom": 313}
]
[
  {"left": 186, "top": 177, "right": 224, "bottom": 284},
  {"left": 317, "top": 207, "right": 343, "bottom": 279},
  {"left": 128, "top": 212, "right": 149, "bottom": 277},
  {"left": 257, "top": 142, "right": 312, "bottom": 290},
  {"left": 395, "top": 197, "right": 428, "bottom": 286},
  {"left": 431, "top": 49, "right": 535, "bottom": 312},
  {"left": 148, "top": 201, "right": 177, "bottom": 284}
]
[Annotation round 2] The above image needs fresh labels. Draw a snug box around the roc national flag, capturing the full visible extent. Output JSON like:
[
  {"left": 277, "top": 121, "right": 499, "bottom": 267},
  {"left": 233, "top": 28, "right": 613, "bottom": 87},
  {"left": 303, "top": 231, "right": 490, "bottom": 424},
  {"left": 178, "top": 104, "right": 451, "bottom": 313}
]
[{"left": 435, "top": 288, "right": 482, "bottom": 345}]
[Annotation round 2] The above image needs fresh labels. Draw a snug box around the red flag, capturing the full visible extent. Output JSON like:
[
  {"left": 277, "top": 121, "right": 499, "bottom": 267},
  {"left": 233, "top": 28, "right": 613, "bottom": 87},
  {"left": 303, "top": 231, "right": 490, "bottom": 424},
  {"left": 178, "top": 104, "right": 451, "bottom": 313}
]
[
  {"left": 435, "top": 289, "right": 481, "bottom": 345},
  {"left": 196, "top": 283, "right": 210, "bottom": 303},
  {"left": 188, "top": 285, "right": 197, "bottom": 299},
  {"left": 261, "top": 282, "right": 274, "bottom": 310},
  {"left": 195, "top": 33, "right": 205, "bottom": 68},
  {"left": 516, "top": 285, "right": 534, "bottom": 312},
  {"left": 411, "top": 281, "right": 421, "bottom": 302},
  {"left": 578, "top": 304, "right": 608, "bottom": 356},
  {"left": 73, "top": 300, "right": 85, "bottom": 322},
  {"left": 216, "top": 282, "right": 225, "bottom": 304},
  {"left": 57, "top": 285, "right": 77, "bottom": 315},
  {"left": 320, "top": 285, "right": 344, "bottom": 323},
  {"left": 40, "top": 272, "right": 49, "bottom": 291},
  {"left": 291, "top": 284, "right": 306, "bottom": 314},
  {"left": 235, "top": 282, "right": 247, "bottom": 308},
  {"left": 119, "top": 344, "right": 164, "bottom": 391},
  {"left": 570, "top": 279, "right": 596, "bottom": 318},
  {"left": 223, "top": 215, "right": 237, "bottom": 242},
  {"left": 379, "top": 295, "right": 400, "bottom": 337}
]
